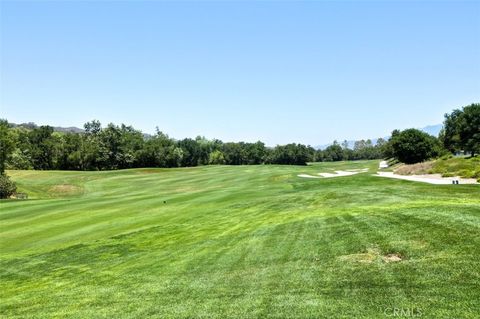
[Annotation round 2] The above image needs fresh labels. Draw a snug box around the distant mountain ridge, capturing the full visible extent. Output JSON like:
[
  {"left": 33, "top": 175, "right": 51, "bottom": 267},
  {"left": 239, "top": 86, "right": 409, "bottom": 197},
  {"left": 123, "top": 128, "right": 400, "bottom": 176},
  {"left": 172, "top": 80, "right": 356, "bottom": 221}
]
[
  {"left": 10, "top": 122, "right": 84, "bottom": 133},
  {"left": 420, "top": 124, "right": 443, "bottom": 136},
  {"left": 315, "top": 124, "right": 443, "bottom": 150}
]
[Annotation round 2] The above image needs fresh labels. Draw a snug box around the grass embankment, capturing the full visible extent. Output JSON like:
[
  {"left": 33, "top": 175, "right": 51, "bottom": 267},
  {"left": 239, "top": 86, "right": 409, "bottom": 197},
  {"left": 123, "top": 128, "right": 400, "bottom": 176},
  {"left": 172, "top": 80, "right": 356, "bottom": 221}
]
[
  {"left": 1, "top": 161, "right": 479, "bottom": 318},
  {"left": 395, "top": 156, "right": 480, "bottom": 181}
]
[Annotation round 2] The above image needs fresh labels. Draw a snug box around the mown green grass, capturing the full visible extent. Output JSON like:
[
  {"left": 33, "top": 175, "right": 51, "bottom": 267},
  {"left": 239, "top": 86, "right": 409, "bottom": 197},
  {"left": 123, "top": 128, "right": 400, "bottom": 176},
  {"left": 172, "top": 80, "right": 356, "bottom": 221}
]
[{"left": 1, "top": 161, "right": 479, "bottom": 318}]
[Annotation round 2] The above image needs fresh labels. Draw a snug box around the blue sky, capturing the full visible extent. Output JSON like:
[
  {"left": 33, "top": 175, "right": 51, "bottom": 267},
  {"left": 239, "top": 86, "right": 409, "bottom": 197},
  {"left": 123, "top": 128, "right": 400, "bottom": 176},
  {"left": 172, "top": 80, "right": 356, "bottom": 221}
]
[{"left": 1, "top": 1, "right": 479, "bottom": 146}]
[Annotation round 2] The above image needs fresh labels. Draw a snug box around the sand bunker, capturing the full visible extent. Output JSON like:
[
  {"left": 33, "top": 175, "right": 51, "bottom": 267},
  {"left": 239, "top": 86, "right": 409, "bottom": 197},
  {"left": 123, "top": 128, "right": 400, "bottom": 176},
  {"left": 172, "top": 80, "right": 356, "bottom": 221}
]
[
  {"left": 298, "top": 168, "right": 368, "bottom": 179},
  {"left": 297, "top": 174, "right": 321, "bottom": 179},
  {"left": 375, "top": 172, "right": 478, "bottom": 185},
  {"left": 345, "top": 168, "right": 369, "bottom": 172},
  {"left": 379, "top": 160, "right": 389, "bottom": 169}
]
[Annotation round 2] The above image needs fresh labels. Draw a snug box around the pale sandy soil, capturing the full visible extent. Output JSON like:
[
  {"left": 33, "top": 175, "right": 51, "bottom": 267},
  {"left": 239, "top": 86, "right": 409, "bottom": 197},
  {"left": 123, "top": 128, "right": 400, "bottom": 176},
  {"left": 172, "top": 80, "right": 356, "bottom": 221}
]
[
  {"left": 298, "top": 169, "right": 368, "bottom": 179},
  {"left": 374, "top": 172, "right": 478, "bottom": 185}
]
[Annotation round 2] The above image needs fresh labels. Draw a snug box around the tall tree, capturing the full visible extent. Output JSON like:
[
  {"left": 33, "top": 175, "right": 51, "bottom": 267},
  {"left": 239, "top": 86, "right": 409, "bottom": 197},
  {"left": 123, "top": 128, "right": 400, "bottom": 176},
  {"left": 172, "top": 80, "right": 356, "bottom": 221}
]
[
  {"left": 441, "top": 109, "right": 463, "bottom": 153},
  {"left": 458, "top": 103, "right": 480, "bottom": 156},
  {"left": 390, "top": 129, "right": 440, "bottom": 164},
  {"left": 28, "top": 126, "right": 58, "bottom": 170},
  {"left": 442, "top": 103, "right": 480, "bottom": 156},
  {"left": 0, "top": 120, "right": 16, "bottom": 174}
]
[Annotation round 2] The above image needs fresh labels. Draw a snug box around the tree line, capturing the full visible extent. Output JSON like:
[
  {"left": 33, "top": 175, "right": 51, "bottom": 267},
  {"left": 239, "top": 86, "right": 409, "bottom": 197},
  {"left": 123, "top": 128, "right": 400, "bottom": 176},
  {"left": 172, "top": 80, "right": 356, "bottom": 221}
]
[{"left": 0, "top": 120, "right": 391, "bottom": 172}]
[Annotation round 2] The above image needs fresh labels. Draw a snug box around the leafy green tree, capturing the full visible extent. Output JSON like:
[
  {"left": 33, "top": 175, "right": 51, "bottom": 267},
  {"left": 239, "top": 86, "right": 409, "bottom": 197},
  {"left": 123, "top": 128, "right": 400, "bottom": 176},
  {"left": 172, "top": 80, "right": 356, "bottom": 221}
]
[
  {"left": 244, "top": 141, "right": 267, "bottom": 164},
  {"left": 323, "top": 142, "right": 344, "bottom": 161},
  {"left": 195, "top": 136, "right": 216, "bottom": 165},
  {"left": 390, "top": 129, "right": 440, "bottom": 164},
  {"left": 458, "top": 103, "right": 480, "bottom": 156},
  {"left": 84, "top": 120, "right": 102, "bottom": 135},
  {"left": 138, "top": 130, "right": 183, "bottom": 168},
  {"left": 7, "top": 149, "right": 33, "bottom": 170},
  {"left": 442, "top": 103, "right": 479, "bottom": 156},
  {"left": 376, "top": 138, "right": 387, "bottom": 148},
  {"left": 5, "top": 127, "right": 33, "bottom": 170},
  {"left": 81, "top": 120, "right": 107, "bottom": 170},
  {"left": 170, "top": 147, "right": 184, "bottom": 167},
  {"left": 178, "top": 138, "right": 203, "bottom": 167},
  {"left": 28, "top": 126, "right": 59, "bottom": 170},
  {"left": 0, "top": 120, "right": 16, "bottom": 174},
  {"left": 0, "top": 120, "right": 18, "bottom": 198},
  {"left": 118, "top": 124, "right": 144, "bottom": 168},
  {"left": 269, "top": 143, "right": 314, "bottom": 165},
  {"left": 222, "top": 142, "right": 247, "bottom": 165},
  {"left": 441, "top": 109, "right": 463, "bottom": 153},
  {"left": 0, "top": 174, "right": 17, "bottom": 198},
  {"left": 100, "top": 123, "right": 122, "bottom": 169},
  {"left": 208, "top": 150, "right": 226, "bottom": 165}
]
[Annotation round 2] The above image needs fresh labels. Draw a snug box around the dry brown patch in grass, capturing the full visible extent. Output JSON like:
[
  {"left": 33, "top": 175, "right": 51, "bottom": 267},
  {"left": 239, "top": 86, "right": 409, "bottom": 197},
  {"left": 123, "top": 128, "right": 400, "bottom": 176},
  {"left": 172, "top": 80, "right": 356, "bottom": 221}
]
[
  {"left": 338, "top": 247, "right": 380, "bottom": 264},
  {"left": 50, "top": 184, "right": 81, "bottom": 195},
  {"left": 394, "top": 161, "right": 434, "bottom": 175},
  {"left": 339, "top": 247, "right": 404, "bottom": 264},
  {"left": 382, "top": 253, "right": 403, "bottom": 263}
]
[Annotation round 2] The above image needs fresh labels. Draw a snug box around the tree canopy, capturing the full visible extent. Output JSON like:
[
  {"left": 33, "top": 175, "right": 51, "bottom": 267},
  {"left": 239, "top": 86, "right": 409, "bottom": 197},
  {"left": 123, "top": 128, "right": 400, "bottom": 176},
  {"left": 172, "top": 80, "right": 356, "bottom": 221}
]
[
  {"left": 390, "top": 129, "right": 441, "bottom": 164},
  {"left": 441, "top": 103, "right": 480, "bottom": 156},
  {"left": 1, "top": 120, "right": 320, "bottom": 170}
]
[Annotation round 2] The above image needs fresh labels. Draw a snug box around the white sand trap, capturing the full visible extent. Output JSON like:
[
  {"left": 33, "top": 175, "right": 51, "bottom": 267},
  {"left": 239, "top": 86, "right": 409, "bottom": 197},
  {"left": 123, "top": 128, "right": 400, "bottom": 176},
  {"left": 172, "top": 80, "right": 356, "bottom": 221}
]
[
  {"left": 379, "top": 161, "right": 389, "bottom": 169},
  {"left": 374, "top": 172, "right": 478, "bottom": 185},
  {"left": 298, "top": 169, "right": 368, "bottom": 179},
  {"left": 319, "top": 171, "right": 357, "bottom": 178},
  {"left": 297, "top": 174, "right": 321, "bottom": 178},
  {"left": 318, "top": 170, "right": 365, "bottom": 178},
  {"left": 345, "top": 168, "right": 369, "bottom": 172}
]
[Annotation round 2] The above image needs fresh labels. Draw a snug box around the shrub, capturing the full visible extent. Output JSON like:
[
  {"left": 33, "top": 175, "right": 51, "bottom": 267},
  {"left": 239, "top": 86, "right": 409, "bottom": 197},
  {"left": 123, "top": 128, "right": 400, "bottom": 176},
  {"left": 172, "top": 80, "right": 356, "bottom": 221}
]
[{"left": 0, "top": 174, "right": 17, "bottom": 199}]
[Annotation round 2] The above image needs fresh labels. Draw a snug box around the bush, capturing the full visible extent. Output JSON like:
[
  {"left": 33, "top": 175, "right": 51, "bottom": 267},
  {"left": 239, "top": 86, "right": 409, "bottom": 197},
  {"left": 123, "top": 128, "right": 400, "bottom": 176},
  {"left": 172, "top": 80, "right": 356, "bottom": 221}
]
[{"left": 0, "top": 174, "right": 17, "bottom": 199}]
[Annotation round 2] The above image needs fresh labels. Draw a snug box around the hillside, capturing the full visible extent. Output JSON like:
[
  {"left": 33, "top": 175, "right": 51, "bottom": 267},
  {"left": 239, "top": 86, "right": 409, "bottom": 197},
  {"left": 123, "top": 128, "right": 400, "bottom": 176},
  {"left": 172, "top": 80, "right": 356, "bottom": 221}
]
[
  {"left": 9, "top": 122, "right": 84, "bottom": 133},
  {"left": 394, "top": 156, "right": 480, "bottom": 181},
  {"left": 1, "top": 161, "right": 479, "bottom": 318}
]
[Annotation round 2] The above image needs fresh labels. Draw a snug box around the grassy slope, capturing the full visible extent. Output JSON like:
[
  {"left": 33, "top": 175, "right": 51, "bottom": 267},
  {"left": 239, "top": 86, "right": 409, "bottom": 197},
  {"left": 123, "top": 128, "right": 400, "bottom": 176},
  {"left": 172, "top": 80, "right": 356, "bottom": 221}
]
[
  {"left": 1, "top": 161, "right": 479, "bottom": 318},
  {"left": 394, "top": 157, "right": 480, "bottom": 181},
  {"left": 430, "top": 156, "right": 480, "bottom": 179}
]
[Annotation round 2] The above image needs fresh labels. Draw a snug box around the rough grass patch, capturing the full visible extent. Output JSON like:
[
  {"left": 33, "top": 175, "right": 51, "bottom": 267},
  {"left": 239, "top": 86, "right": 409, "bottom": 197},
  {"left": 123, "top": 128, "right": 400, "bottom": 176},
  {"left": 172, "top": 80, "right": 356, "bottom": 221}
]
[
  {"left": 49, "top": 184, "right": 82, "bottom": 195},
  {"left": 394, "top": 161, "right": 434, "bottom": 175}
]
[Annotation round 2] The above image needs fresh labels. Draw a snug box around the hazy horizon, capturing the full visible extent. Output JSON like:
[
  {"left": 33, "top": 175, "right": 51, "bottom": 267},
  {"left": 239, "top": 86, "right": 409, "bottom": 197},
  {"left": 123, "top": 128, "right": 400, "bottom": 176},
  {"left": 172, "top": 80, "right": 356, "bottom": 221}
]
[{"left": 1, "top": 1, "right": 479, "bottom": 145}]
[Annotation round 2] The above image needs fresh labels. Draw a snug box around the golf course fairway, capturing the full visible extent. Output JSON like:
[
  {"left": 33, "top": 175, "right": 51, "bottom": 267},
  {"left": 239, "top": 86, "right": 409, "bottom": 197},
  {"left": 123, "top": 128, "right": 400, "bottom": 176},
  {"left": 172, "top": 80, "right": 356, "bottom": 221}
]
[{"left": 1, "top": 160, "right": 479, "bottom": 318}]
